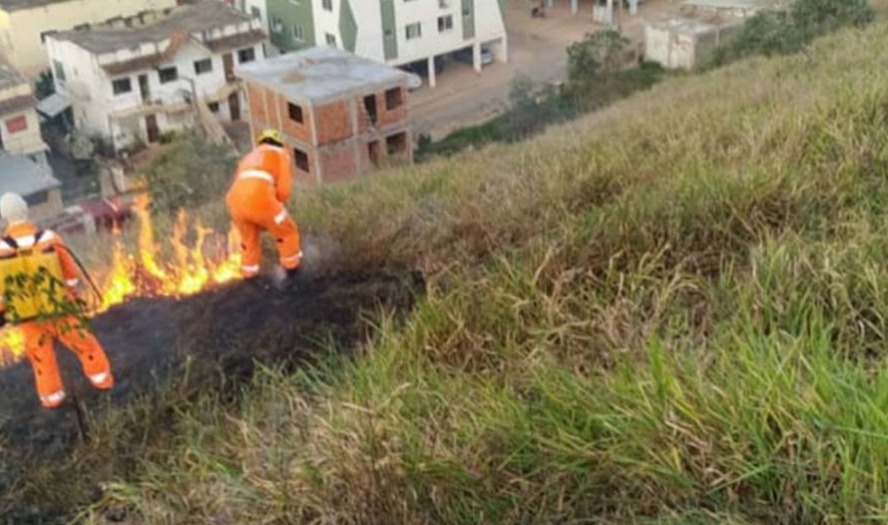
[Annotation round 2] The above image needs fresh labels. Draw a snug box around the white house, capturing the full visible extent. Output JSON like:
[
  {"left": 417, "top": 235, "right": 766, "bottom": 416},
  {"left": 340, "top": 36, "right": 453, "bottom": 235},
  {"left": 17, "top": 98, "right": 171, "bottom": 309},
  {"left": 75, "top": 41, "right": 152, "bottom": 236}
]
[
  {"left": 266, "top": 0, "right": 508, "bottom": 88},
  {"left": 236, "top": 0, "right": 268, "bottom": 29},
  {"left": 0, "top": 63, "right": 48, "bottom": 165},
  {"left": 46, "top": 2, "right": 267, "bottom": 152}
]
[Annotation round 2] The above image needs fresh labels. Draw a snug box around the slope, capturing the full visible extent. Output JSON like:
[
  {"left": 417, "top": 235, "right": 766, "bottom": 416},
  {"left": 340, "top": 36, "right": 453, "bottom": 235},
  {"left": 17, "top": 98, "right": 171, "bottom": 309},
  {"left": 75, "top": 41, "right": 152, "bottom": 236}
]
[{"left": 8, "top": 17, "right": 888, "bottom": 525}]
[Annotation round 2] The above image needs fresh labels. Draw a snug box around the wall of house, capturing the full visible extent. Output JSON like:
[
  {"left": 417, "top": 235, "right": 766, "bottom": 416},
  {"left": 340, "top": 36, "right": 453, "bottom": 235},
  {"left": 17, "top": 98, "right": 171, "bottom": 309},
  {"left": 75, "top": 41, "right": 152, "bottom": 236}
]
[
  {"left": 29, "top": 187, "right": 64, "bottom": 220},
  {"left": 0, "top": 80, "right": 46, "bottom": 157},
  {"left": 0, "top": 0, "right": 177, "bottom": 78},
  {"left": 0, "top": 107, "right": 45, "bottom": 158}
]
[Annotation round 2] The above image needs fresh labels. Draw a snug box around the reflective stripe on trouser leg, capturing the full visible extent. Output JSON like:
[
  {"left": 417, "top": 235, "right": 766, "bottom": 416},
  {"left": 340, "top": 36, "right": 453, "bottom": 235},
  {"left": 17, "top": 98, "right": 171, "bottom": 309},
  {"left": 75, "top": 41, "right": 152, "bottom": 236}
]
[
  {"left": 41, "top": 391, "right": 66, "bottom": 406},
  {"left": 274, "top": 209, "right": 289, "bottom": 225},
  {"left": 233, "top": 218, "right": 261, "bottom": 277},
  {"left": 266, "top": 212, "right": 301, "bottom": 270}
]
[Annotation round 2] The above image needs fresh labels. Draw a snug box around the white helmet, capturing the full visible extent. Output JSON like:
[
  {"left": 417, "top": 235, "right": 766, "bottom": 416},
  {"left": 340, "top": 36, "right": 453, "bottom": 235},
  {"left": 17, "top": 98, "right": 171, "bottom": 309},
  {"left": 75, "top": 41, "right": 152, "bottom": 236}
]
[{"left": 0, "top": 192, "right": 28, "bottom": 223}]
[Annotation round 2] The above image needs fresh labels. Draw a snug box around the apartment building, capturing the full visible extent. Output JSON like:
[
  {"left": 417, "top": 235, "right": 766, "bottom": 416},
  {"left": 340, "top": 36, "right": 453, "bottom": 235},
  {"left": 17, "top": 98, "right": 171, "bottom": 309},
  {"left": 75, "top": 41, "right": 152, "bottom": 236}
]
[
  {"left": 0, "top": 0, "right": 178, "bottom": 78},
  {"left": 236, "top": 46, "right": 412, "bottom": 185},
  {"left": 46, "top": 2, "right": 266, "bottom": 152},
  {"left": 265, "top": 0, "right": 507, "bottom": 87}
]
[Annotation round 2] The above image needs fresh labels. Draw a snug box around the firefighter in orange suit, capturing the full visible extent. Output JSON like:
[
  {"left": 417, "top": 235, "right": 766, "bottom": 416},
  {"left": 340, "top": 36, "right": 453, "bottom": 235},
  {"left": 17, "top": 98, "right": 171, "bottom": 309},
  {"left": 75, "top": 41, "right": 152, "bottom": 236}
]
[
  {"left": 226, "top": 129, "right": 302, "bottom": 280},
  {"left": 0, "top": 193, "right": 114, "bottom": 409}
]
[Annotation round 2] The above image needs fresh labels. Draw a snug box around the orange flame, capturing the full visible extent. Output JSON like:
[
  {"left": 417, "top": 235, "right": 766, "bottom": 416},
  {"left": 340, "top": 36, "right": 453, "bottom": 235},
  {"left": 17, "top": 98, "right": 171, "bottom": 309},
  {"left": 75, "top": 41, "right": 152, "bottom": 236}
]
[{"left": 0, "top": 193, "right": 242, "bottom": 365}]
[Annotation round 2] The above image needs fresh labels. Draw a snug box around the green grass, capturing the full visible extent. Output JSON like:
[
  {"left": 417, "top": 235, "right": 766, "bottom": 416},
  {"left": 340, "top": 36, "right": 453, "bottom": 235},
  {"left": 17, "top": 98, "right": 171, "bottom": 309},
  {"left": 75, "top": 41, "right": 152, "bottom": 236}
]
[{"left": 13, "top": 17, "right": 888, "bottom": 524}]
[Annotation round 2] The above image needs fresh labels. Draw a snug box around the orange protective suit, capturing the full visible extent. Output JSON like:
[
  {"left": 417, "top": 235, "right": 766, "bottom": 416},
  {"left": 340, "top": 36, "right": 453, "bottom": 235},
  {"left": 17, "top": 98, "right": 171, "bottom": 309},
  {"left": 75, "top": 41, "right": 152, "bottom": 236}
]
[
  {"left": 0, "top": 222, "right": 113, "bottom": 409},
  {"left": 226, "top": 143, "right": 302, "bottom": 278}
]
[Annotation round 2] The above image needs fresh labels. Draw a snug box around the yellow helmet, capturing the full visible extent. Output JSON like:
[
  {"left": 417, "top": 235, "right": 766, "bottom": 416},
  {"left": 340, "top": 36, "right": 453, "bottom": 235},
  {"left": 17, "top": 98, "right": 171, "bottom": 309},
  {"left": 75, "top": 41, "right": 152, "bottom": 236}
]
[{"left": 256, "top": 128, "right": 284, "bottom": 146}]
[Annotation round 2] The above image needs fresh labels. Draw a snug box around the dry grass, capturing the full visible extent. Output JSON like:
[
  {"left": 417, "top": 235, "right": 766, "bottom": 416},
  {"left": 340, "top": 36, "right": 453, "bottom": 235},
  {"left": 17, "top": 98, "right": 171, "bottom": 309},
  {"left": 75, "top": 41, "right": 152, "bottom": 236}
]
[{"left": 10, "top": 16, "right": 888, "bottom": 525}]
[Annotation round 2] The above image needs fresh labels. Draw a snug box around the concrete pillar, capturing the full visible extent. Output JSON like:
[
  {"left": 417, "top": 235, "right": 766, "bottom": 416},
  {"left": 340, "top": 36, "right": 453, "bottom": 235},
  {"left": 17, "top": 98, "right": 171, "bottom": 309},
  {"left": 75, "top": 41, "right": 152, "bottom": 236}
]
[
  {"left": 571, "top": 0, "right": 577, "bottom": 14},
  {"left": 428, "top": 55, "right": 436, "bottom": 88},
  {"left": 473, "top": 42, "right": 482, "bottom": 73}
]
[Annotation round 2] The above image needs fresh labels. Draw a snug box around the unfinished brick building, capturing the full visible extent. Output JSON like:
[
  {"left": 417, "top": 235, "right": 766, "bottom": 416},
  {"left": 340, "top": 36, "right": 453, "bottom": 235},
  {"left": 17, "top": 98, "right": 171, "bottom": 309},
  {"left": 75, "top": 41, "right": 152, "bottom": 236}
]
[{"left": 235, "top": 46, "right": 412, "bottom": 185}]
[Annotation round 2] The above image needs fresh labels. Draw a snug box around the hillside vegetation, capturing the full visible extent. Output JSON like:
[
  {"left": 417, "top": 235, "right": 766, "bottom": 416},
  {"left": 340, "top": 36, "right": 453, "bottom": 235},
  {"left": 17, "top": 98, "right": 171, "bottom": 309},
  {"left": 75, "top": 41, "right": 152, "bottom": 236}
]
[{"left": 12, "top": 13, "right": 888, "bottom": 525}]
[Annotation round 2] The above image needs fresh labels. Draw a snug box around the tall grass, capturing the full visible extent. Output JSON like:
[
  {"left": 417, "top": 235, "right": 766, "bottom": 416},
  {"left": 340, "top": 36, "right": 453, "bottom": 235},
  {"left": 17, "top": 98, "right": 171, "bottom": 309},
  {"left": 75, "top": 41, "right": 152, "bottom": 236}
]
[{"left": 13, "top": 20, "right": 888, "bottom": 524}]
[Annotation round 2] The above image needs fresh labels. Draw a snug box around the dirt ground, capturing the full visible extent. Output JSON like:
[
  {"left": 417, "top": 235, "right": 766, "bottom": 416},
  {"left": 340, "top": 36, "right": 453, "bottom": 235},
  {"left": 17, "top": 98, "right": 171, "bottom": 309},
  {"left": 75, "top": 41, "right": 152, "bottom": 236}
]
[
  {"left": 0, "top": 265, "right": 423, "bottom": 521},
  {"left": 409, "top": 0, "right": 683, "bottom": 140}
]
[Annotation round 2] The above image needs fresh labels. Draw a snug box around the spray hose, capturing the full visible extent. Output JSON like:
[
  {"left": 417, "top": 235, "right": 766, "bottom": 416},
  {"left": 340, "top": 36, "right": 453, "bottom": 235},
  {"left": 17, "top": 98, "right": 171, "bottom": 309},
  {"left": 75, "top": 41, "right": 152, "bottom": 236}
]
[{"left": 56, "top": 245, "right": 103, "bottom": 305}]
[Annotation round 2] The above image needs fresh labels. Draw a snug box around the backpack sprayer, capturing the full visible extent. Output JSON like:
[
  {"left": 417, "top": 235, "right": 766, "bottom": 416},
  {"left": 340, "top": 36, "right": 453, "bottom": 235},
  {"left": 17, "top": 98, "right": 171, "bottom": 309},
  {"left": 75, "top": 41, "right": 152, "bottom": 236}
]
[{"left": 0, "top": 231, "right": 103, "bottom": 324}]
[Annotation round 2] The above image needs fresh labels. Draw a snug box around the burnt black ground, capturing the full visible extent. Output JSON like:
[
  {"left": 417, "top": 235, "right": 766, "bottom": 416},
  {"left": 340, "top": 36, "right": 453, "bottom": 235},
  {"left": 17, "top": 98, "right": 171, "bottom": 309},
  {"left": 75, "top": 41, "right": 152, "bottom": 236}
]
[{"left": 0, "top": 267, "right": 422, "bottom": 521}]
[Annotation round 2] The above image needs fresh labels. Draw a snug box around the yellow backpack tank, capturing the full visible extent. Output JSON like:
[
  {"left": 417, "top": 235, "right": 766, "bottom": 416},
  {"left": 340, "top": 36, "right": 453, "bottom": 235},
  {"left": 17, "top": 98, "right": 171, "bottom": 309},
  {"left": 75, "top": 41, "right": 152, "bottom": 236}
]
[{"left": 0, "top": 232, "right": 68, "bottom": 323}]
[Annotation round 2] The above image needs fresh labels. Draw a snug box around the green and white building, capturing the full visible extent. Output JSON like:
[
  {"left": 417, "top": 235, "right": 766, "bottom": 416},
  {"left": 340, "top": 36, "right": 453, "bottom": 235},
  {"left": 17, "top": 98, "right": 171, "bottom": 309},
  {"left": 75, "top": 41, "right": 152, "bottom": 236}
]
[{"left": 261, "top": 0, "right": 508, "bottom": 88}]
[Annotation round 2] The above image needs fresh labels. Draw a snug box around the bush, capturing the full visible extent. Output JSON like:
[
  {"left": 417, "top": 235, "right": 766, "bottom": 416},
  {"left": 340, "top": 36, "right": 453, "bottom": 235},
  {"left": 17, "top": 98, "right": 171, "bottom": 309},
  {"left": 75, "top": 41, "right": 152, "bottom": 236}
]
[
  {"left": 138, "top": 133, "right": 238, "bottom": 214},
  {"left": 566, "top": 30, "right": 631, "bottom": 84},
  {"left": 711, "top": 0, "right": 874, "bottom": 66}
]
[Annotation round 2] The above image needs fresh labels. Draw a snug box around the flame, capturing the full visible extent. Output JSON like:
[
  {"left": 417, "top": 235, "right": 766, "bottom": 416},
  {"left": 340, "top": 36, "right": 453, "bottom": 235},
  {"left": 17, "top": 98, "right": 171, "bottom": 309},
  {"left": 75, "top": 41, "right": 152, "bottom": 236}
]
[{"left": 0, "top": 192, "right": 242, "bottom": 365}]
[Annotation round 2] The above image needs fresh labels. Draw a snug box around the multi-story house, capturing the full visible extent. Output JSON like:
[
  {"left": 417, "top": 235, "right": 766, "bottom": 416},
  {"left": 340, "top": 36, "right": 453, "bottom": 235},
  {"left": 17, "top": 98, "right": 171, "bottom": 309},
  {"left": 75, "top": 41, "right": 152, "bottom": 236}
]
[
  {"left": 46, "top": 2, "right": 267, "bottom": 152},
  {"left": 265, "top": 0, "right": 508, "bottom": 87},
  {"left": 0, "top": 63, "right": 49, "bottom": 164},
  {"left": 0, "top": 0, "right": 178, "bottom": 78},
  {"left": 236, "top": 46, "right": 412, "bottom": 185},
  {"left": 0, "top": 63, "right": 61, "bottom": 219}
]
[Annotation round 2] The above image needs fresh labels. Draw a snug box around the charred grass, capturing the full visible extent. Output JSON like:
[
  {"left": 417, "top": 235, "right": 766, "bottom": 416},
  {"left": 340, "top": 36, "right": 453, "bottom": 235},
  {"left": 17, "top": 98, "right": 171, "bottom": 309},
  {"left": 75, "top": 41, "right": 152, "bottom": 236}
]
[{"left": 8, "top": 21, "right": 888, "bottom": 524}]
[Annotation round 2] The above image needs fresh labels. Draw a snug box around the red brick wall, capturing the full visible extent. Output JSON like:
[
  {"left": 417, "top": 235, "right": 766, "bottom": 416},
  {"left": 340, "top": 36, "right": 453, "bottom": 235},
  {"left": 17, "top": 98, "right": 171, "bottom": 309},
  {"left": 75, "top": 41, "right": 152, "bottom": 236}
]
[
  {"left": 278, "top": 95, "right": 313, "bottom": 145},
  {"left": 377, "top": 85, "right": 409, "bottom": 128},
  {"left": 318, "top": 143, "right": 358, "bottom": 184},
  {"left": 314, "top": 100, "right": 353, "bottom": 145},
  {"left": 245, "top": 81, "right": 314, "bottom": 145}
]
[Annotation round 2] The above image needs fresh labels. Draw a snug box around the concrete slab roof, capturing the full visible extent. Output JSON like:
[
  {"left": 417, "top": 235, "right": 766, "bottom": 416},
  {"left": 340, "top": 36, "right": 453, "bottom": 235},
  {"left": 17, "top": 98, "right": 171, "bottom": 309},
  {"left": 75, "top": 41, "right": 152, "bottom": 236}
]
[
  {"left": 50, "top": 2, "right": 253, "bottom": 54},
  {"left": 235, "top": 46, "right": 410, "bottom": 104},
  {"left": 0, "top": 155, "right": 61, "bottom": 197}
]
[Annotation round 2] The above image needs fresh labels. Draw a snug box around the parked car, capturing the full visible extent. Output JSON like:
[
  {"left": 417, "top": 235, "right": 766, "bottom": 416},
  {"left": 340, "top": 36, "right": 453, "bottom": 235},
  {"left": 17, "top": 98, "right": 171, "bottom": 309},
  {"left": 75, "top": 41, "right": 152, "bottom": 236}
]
[
  {"left": 453, "top": 46, "right": 494, "bottom": 66},
  {"left": 404, "top": 72, "right": 423, "bottom": 91},
  {"left": 400, "top": 56, "right": 446, "bottom": 79}
]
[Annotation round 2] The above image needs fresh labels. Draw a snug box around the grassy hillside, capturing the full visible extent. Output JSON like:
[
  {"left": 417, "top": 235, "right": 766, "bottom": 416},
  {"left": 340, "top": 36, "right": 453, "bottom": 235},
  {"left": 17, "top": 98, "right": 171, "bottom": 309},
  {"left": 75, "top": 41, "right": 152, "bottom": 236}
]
[{"left": 14, "top": 17, "right": 888, "bottom": 524}]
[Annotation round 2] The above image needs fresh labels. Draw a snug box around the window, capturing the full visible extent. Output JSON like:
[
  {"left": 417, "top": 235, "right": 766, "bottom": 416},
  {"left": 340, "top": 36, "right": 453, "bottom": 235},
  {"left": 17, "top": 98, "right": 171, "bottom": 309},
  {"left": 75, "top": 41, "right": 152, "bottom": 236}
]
[
  {"left": 462, "top": 6, "right": 470, "bottom": 16},
  {"left": 386, "top": 132, "right": 408, "bottom": 155},
  {"left": 158, "top": 66, "right": 178, "bottom": 83},
  {"left": 24, "top": 191, "right": 49, "bottom": 207},
  {"left": 288, "top": 102, "right": 304, "bottom": 123},
  {"left": 325, "top": 33, "right": 336, "bottom": 47},
  {"left": 52, "top": 59, "right": 65, "bottom": 81},
  {"left": 238, "top": 47, "right": 256, "bottom": 63},
  {"left": 405, "top": 23, "right": 421, "bottom": 40},
  {"left": 438, "top": 15, "right": 453, "bottom": 32},
  {"left": 112, "top": 77, "right": 132, "bottom": 95},
  {"left": 194, "top": 58, "right": 213, "bottom": 74},
  {"left": 271, "top": 16, "right": 283, "bottom": 33},
  {"left": 385, "top": 87, "right": 402, "bottom": 110},
  {"left": 322, "top": 0, "right": 332, "bottom": 10},
  {"left": 208, "top": 102, "right": 220, "bottom": 113},
  {"left": 5, "top": 115, "right": 27, "bottom": 134},
  {"left": 292, "top": 24, "right": 305, "bottom": 42},
  {"left": 293, "top": 148, "right": 309, "bottom": 172},
  {"left": 250, "top": 6, "right": 261, "bottom": 19}
]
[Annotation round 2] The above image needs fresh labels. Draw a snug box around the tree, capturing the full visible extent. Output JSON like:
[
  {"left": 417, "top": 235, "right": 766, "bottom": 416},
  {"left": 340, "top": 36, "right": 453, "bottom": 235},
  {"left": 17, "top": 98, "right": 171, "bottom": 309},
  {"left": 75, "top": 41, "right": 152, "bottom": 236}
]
[{"left": 566, "top": 30, "right": 630, "bottom": 84}]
